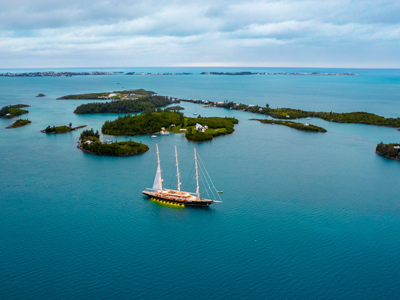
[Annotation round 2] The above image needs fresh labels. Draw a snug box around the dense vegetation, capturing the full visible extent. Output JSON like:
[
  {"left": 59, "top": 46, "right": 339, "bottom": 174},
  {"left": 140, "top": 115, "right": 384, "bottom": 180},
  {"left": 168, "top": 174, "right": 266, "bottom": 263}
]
[
  {"left": 7, "top": 119, "right": 31, "bottom": 128},
  {"left": 102, "top": 111, "right": 183, "bottom": 135},
  {"left": 100, "top": 110, "right": 238, "bottom": 142},
  {"left": 208, "top": 101, "right": 400, "bottom": 128},
  {"left": 165, "top": 106, "right": 185, "bottom": 111},
  {"left": 252, "top": 119, "right": 327, "bottom": 132},
  {"left": 0, "top": 104, "right": 29, "bottom": 118},
  {"left": 59, "top": 89, "right": 155, "bottom": 99},
  {"left": 80, "top": 128, "right": 100, "bottom": 139},
  {"left": 185, "top": 116, "right": 238, "bottom": 142},
  {"left": 79, "top": 128, "right": 149, "bottom": 156},
  {"left": 376, "top": 142, "right": 400, "bottom": 161},
  {"left": 268, "top": 109, "right": 400, "bottom": 127},
  {"left": 74, "top": 96, "right": 174, "bottom": 114}
]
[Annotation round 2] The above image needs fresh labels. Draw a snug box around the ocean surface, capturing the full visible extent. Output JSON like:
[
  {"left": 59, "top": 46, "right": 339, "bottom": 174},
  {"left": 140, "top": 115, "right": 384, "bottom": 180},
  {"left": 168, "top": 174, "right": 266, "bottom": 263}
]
[{"left": 1, "top": 67, "right": 400, "bottom": 299}]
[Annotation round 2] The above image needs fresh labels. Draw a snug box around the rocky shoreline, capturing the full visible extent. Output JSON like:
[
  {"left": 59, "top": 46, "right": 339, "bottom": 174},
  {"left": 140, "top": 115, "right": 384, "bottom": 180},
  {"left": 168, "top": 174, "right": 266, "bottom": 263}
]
[{"left": 376, "top": 151, "right": 400, "bottom": 162}]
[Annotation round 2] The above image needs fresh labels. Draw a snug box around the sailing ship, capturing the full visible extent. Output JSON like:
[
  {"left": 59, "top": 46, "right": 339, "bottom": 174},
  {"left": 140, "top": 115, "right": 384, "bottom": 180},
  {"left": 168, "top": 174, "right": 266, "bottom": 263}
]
[{"left": 142, "top": 144, "right": 222, "bottom": 206}]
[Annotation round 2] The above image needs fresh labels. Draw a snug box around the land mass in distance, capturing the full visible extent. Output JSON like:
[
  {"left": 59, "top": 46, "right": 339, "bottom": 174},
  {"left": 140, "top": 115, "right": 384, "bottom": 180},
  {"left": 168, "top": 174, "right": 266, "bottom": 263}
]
[
  {"left": 0, "top": 71, "right": 118, "bottom": 77},
  {"left": 251, "top": 119, "right": 327, "bottom": 132}
]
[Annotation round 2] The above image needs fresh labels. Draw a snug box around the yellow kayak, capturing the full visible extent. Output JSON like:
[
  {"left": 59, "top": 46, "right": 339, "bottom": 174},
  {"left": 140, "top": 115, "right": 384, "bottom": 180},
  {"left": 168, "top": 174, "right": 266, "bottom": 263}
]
[{"left": 217, "top": 191, "right": 223, "bottom": 193}]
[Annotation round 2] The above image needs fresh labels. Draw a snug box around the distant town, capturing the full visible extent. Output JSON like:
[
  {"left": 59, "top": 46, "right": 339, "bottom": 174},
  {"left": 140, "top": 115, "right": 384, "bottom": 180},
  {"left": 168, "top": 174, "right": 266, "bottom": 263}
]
[
  {"left": 0, "top": 71, "right": 120, "bottom": 77},
  {"left": 127, "top": 71, "right": 357, "bottom": 76},
  {"left": 126, "top": 72, "right": 193, "bottom": 75},
  {"left": 0, "top": 71, "right": 358, "bottom": 77},
  {"left": 200, "top": 72, "right": 357, "bottom": 76}
]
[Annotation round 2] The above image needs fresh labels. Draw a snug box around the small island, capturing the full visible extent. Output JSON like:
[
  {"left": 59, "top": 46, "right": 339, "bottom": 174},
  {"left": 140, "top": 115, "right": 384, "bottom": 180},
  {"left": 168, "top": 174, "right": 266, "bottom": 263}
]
[
  {"left": 36, "top": 94, "right": 46, "bottom": 97},
  {"left": 41, "top": 124, "right": 87, "bottom": 134},
  {"left": 6, "top": 119, "right": 31, "bottom": 129},
  {"left": 251, "top": 119, "right": 327, "bottom": 132},
  {"left": 376, "top": 142, "right": 400, "bottom": 162},
  {"left": 78, "top": 129, "right": 149, "bottom": 157},
  {"left": 0, "top": 104, "right": 29, "bottom": 118},
  {"left": 102, "top": 110, "right": 238, "bottom": 142},
  {"left": 58, "top": 89, "right": 155, "bottom": 100},
  {"left": 180, "top": 99, "right": 400, "bottom": 128},
  {"left": 73, "top": 95, "right": 175, "bottom": 114},
  {"left": 165, "top": 106, "right": 185, "bottom": 111}
]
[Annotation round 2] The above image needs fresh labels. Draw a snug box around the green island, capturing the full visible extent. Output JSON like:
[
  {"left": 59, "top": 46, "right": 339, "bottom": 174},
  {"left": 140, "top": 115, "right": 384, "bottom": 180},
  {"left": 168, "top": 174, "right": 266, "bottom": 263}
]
[
  {"left": 181, "top": 99, "right": 400, "bottom": 128},
  {"left": 58, "top": 89, "right": 155, "bottom": 100},
  {"left": 266, "top": 108, "right": 400, "bottom": 127},
  {"left": 183, "top": 116, "right": 238, "bottom": 142},
  {"left": 73, "top": 95, "right": 175, "bottom": 114},
  {"left": 376, "top": 142, "right": 400, "bottom": 162},
  {"left": 6, "top": 119, "right": 31, "bottom": 129},
  {"left": 78, "top": 129, "right": 149, "bottom": 157},
  {"left": 251, "top": 119, "right": 327, "bottom": 132},
  {"left": 0, "top": 104, "right": 30, "bottom": 118},
  {"left": 101, "top": 110, "right": 238, "bottom": 142},
  {"left": 165, "top": 106, "right": 185, "bottom": 111},
  {"left": 41, "top": 124, "right": 87, "bottom": 134}
]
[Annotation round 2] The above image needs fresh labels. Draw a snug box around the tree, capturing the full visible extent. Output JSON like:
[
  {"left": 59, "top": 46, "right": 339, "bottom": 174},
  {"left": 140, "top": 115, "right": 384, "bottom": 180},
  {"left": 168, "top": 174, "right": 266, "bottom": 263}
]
[
  {"left": 69, "top": 123, "right": 72, "bottom": 128},
  {"left": 266, "top": 104, "right": 269, "bottom": 108}
]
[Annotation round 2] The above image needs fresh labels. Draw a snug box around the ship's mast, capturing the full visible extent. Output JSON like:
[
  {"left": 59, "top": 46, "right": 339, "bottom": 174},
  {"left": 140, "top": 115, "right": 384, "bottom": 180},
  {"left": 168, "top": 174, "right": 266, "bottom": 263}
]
[
  {"left": 156, "top": 143, "right": 163, "bottom": 191},
  {"left": 175, "top": 146, "right": 181, "bottom": 192},
  {"left": 194, "top": 148, "right": 200, "bottom": 199}
]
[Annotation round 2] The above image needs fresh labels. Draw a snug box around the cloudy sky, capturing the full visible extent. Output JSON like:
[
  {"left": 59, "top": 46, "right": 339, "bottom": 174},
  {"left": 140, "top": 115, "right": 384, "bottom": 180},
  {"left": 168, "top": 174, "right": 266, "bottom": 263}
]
[{"left": 1, "top": 0, "right": 399, "bottom": 68}]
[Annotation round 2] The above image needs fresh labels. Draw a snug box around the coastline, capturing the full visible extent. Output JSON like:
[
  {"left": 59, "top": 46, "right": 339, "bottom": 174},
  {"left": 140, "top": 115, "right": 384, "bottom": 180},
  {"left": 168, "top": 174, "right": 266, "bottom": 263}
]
[{"left": 376, "top": 151, "right": 400, "bottom": 162}]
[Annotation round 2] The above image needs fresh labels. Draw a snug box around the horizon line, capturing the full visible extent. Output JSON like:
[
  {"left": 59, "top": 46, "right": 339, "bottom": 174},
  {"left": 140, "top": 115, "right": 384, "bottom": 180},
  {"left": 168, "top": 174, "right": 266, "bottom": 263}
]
[{"left": 1, "top": 66, "right": 400, "bottom": 70}]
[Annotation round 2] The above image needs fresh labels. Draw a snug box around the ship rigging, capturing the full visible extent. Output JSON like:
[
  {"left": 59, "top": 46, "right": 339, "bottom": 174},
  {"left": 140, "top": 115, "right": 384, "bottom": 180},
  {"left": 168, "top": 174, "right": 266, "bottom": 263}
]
[{"left": 142, "top": 144, "right": 222, "bottom": 206}]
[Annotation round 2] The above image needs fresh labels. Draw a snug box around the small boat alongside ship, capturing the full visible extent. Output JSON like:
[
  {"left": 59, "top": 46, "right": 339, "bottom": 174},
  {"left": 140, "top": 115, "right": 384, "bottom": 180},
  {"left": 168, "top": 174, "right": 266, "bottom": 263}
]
[{"left": 143, "top": 144, "right": 222, "bottom": 207}]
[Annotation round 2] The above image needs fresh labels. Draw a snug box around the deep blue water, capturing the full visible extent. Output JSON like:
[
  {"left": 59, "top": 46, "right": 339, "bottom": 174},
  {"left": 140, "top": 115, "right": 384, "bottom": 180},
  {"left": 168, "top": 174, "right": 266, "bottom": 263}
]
[{"left": 1, "top": 68, "right": 400, "bottom": 299}]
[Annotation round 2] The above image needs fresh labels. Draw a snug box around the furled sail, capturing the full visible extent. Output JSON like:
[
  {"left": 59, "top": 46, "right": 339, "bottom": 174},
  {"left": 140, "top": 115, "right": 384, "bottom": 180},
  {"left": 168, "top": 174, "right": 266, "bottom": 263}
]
[{"left": 152, "top": 167, "right": 162, "bottom": 190}]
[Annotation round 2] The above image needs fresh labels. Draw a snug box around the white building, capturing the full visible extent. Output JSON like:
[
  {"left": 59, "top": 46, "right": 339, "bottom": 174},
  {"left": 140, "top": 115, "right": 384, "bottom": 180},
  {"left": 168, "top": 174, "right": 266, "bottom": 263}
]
[
  {"left": 195, "top": 123, "right": 206, "bottom": 132},
  {"left": 108, "top": 93, "right": 117, "bottom": 97},
  {"left": 248, "top": 104, "right": 255, "bottom": 108}
]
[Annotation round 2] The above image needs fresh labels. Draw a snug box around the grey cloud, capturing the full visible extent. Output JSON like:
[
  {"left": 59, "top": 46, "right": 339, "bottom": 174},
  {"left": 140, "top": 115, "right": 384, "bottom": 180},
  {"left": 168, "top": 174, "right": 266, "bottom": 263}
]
[{"left": 1, "top": 0, "right": 400, "bottom": 67}]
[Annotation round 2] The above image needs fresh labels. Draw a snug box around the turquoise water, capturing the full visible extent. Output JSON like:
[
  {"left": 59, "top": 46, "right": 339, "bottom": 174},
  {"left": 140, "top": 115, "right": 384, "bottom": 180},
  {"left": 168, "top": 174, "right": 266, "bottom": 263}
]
[{"left": 1, "top": 68, "right": 400, "bottom": 299}]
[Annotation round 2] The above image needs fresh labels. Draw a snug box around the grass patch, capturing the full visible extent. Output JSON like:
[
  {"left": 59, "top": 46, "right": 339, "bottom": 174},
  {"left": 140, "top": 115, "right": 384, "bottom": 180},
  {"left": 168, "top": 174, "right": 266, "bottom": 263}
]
[{"left": 0, "top": 104, "right": 29, "bottom": 118}]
